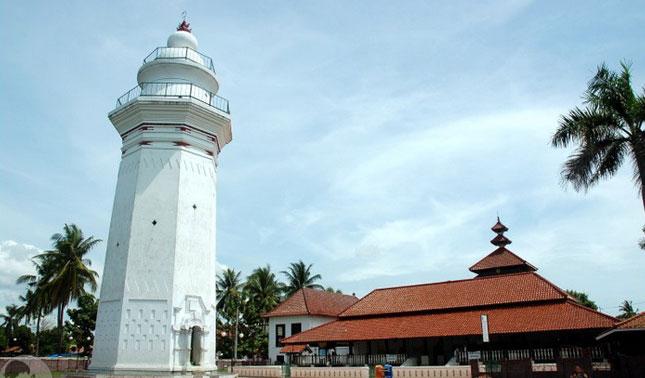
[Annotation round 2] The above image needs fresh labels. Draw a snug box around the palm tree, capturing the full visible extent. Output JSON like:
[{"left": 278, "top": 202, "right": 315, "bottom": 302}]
[
  {"left": 245, "top": 265, "right": 282, "bottom": 315},
  {"left": 325, "top": 287, "right": 343, "bottom": 294},
  {"left": 617, "top": 300, "right": 639, "bottom": 319},
  {"left": 17, "top": 260, "right": 51, "bottom": 355},
  {"left": 217, "top": 268, "right": 243, "bottom": 321},
  {"left": 1, "top": 305, "right": 22, "bottom": 345},
  {"left": 281, "top": 260, "right": 323, "bottom": 296},
  {"left": 35, "top": 224, "right": 100, "bottom": 353},
  {"left": 552, "top": 61, "right": 645, "bottom": 215}
]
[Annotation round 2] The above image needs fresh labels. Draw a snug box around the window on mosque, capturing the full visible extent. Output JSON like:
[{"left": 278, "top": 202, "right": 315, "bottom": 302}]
[{"left": 291, "top": 323, "right": 302, "bottom": 335}]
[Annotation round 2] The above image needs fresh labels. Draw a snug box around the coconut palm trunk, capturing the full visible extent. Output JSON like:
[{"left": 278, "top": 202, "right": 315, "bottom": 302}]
[
  {"left": 35, "top": 307, "right": 41, "bottom": 355},
  {"left": 57, "top": 302, "right": 65, "bottom": 353}
]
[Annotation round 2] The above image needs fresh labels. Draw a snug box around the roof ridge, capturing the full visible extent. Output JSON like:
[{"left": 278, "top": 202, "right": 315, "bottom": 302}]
[
  {"left": 530, "top": 272, "right": 571, "bottom": 300},
  {"left": 301, "top": 288, "right": 311, "bottom": 315},
  {"left": 615, "top": 310, "right": 645, "bottom": 326},
  {"left": 261, "top": 288, "right": 307, "bottom": 317},
  {"left": 338, "top": 288, "right": 377, "bottom": 317},
  {"left": 375, "top": 271, "right": 534, "bottom": 291},
  {"left": 566, "top": 299, "right": 618, "bottom": 322},
  {"left": 305, "top": 287, "right": 360, "bottom": 300}
]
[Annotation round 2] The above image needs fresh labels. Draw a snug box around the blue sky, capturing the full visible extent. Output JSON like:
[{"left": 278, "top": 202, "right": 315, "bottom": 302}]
[{"left": 1, "top": 1, "right": 644, "bottom": 317}]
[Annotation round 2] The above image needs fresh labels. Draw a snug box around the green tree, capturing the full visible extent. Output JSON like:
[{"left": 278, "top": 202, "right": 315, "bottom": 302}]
[
  {"left": 1, "top": 305, "right": 23, "bottom": 345},
  {"left": 65, "top": 292, "right": 98, "bottom": 355},
  {"left": 566, "top": 290, "right": 598, "bottom": 310},
  {"left": 34, "top": 224, "right": 100, "bottom": 353},
  {"left": 617, "top": 300, "right": 639, "bottom": 319},
  {"left": 0, "top": 326, "right": 6, "bottom": 350},
  {"left": 281, "top": 260, "right": 323, "bottom": 296},
  {"left": 12, "top": 325, "right": 35, "bottom": 354},
  {"left": 245, "top": 265, "right": 283, "bottom": 315},
  {"left": 38, "top": 327, "right": 72, "bottom": 356},
  {"left": 325, "top": 287, "right": 343, "bottom": 293},
  {"left": 16, "top": 288, "right": 47, "bottom": 355},
  {"left": 217, "top": 268, "right": 243, "bottom": 323},
  {"left": 552, "top": 62, "right": 645, "bottom": 214},
  {"left": 17, "top": 262, "right": 51, "bottom": 356}
]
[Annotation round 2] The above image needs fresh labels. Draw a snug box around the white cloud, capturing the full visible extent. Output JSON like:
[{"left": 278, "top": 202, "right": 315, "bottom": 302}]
[{"left": 0, "top": 241, "right": 43, "bottom": 313}]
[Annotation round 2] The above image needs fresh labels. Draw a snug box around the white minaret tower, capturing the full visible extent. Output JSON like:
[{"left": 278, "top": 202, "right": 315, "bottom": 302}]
[{"left": 90, "top": 20, "right": 231, "bottom": 373}]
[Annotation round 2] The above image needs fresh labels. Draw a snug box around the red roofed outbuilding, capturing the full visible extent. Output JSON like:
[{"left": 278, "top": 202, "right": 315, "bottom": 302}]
[{"left": 262, "top": 288, "right": 358, "bottom": 364}]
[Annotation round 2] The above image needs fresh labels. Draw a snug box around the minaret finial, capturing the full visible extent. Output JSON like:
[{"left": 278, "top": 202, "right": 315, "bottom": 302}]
[
  {"left": 177, "top": 12, "right": 191, "bottom": 33},
  {"left": 490, "top": 217, "right": 511, "bottom": 247}
]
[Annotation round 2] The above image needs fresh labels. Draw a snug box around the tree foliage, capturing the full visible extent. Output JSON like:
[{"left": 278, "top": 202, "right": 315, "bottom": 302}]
[
  {"left": 1, "top": 305, "right": 22, "bottom": 345},
  {"left": 617, "top": 300, "right": 639, "bottom": 319},
  {"left": 216, "top": 260, "right": 332, "bottom": 359},
  {"left": 33, "top": 224, "right": 100, "bottom": 353},
  {"left": 65, "top": 292, "right": 98, "bottom": 355},
  {"left": 566, "top": 290, "right": 599, "bottom": 310},
  {"left": 217, "top": 268, "right": 243, "bottom": 323},
  {"left": 552, "top": 61, "right": 645, "bottom": 216},
  {"left": 281, "top": 260, "right": 324, "bottom": 296},
  {"left": 245, "top": 265, "right": 283, "bottom": 315}
]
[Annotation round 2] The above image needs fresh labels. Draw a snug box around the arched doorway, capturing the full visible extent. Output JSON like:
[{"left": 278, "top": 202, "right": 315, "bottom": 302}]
[{"left": 190, "top": 326, "right": 203, "bottom": 366}]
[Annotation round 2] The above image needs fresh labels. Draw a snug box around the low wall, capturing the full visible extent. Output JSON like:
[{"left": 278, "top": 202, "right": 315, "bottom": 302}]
[
  {"left": 394, "top": 366, "right": 471, "bottom": 378},
  {"left": 233, "top": 365, "right": 282, "bottom": 377},
  {"left": 0, "top": 357, "right": 89, "bottom": 373},
  {"left": 232, "top": 366, "right": 470, "bottom": 378},
  {"left": 292, "top": 366, "right": 369, "bottom": 378}
]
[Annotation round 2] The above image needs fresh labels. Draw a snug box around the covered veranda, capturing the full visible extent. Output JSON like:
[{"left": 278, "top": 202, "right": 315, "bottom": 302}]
[{"left": 289, "top": 329, "right": 608, "bottom": 366}]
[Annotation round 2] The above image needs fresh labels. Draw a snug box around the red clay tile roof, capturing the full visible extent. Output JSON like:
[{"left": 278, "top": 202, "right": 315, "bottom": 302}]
[
  {"left": 280, "top": 344, "right": 310, "bottom": 354},
  {"left": 469, "top": 247, "right": 537, "bottom": 273},
  {"left": 490, "top": 234, "right": 512, "bottom": 247},
  {"left": 283, "top": 301, "right": 617, "bottom": 344},
  {"left": 615, "top": 311, "right": 645, "bottom": 329},
  {"left": 339, "top": 272, "right": 564, "bottom": 317},
  {"left": 262, "top": 288, "right": 359, "bottom": 318},
  {"left": 491, "top": 220, "right": 508, "bottom": 233}
]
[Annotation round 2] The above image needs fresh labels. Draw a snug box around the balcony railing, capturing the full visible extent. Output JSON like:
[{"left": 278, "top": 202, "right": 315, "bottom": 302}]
[
  {"left": 143, "top": 46, "right": 216, "bottom": 73},
  {"left": 114, "top": 82, "right": 230, "bottom": 114},
  {"left": 455, "top": 346, "right": 606, "bottom": 365},
  {"left": 291, "top": 354, "right": 408, "bottom": 367}
]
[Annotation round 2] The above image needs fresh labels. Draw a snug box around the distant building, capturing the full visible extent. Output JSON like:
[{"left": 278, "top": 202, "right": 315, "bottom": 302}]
[
  {"left": 262, "top": 288, "right": 358, "bottom": 364},
  {"left": 280, "top": 220, "right": 617, "bottom": 366}
]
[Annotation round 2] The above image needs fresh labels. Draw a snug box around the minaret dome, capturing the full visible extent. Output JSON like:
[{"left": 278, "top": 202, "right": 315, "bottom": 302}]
[
  {"left": 137, "top": 20, "right": 219, "bottom": 94},
  {"left": 167, "top": 21, "right": 198, "bottom": 50}
]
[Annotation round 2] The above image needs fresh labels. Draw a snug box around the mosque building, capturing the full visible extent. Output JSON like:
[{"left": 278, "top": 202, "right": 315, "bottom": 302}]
[{"left": 276, "top": 220, "right": 617, "bottom": 366}]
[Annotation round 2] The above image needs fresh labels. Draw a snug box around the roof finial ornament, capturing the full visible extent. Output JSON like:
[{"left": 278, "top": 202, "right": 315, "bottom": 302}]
[
  {"left": 177, "top": 12, "right": 192, "bottom": 33},
  {"left": 490, "top": 217, "right": 511, "bottom": 248}
]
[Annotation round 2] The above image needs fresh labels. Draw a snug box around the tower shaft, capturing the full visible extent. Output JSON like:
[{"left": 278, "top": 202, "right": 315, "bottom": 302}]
[{"left": 90, "top": 23, "right": 231, "bottom": 373}]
